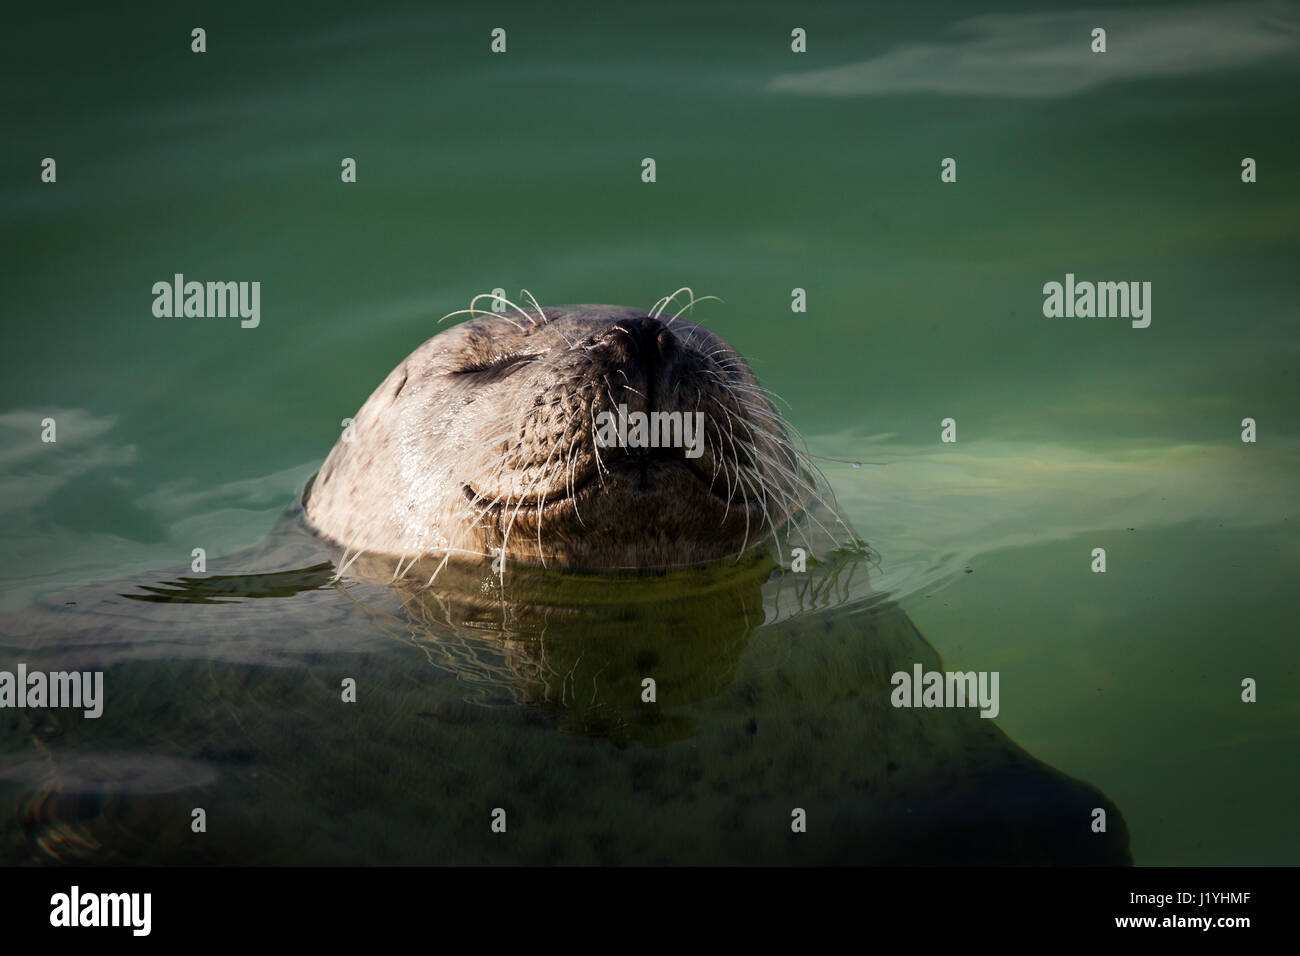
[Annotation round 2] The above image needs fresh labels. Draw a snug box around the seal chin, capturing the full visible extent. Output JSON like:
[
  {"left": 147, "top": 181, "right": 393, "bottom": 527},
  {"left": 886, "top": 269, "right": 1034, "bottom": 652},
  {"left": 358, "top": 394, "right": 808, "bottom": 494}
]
[
  {"left": 465, "top": 457, "right": 774, "bottom": 569},
  {"left": 466, "top": 455, "right": 760, "bottom": 514}
]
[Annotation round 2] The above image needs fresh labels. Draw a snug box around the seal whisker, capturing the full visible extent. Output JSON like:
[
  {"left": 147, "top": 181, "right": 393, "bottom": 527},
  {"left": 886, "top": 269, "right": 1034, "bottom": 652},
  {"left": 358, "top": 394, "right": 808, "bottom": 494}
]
[
  {"left": 706, "top": 398, "right": 748, "bottom": 517},
  {"left": 668, "top": 294, "right": 721, "bottom": 323},
  {"left": 471, "top": 292, "right": 537, "bottom": 334},
  {"left": 614, "top": 369, "right": 647, "bottom": 401},
  {"left": 443, "top": 294, "right": 526, "bottom": 333},
  {"left": 648, "top": 287, "right": 696, "bottom": 319},
  {"left": 741, "top": 452, "right": 853, "bottom": 552},
  {"left": 436, "top": 305, "right": 496, "bottom": 326},
  {"left": 518, "top": 288, "right": 548, "bottom": 328},
  {"left": 336, "top": 546, "right": 367, "bottom": 579}
]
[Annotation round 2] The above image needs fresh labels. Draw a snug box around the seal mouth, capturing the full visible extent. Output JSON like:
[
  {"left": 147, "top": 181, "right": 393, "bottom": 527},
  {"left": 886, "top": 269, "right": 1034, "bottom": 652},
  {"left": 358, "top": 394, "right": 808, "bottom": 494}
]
[{"left": 462, "top": 455, "right": 764, "bottom": 517}]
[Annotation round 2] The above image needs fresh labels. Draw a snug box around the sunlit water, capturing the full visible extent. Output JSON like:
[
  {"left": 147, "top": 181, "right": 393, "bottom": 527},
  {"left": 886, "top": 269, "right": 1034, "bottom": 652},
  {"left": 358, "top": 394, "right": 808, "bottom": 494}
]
[{"left": 2, "top": 0, "right": 1297, "bottom": 864}]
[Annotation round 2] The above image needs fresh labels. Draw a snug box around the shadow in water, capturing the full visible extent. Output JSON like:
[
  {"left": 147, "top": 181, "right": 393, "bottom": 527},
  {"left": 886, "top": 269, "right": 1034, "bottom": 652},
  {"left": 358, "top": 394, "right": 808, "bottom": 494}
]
[{"left": 120, "top": 563, "right": 336, "bottom": 604}]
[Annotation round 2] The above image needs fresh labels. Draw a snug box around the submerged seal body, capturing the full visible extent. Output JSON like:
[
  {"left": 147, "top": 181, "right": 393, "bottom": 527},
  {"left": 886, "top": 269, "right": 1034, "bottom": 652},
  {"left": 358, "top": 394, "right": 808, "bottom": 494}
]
[{"left": 305, "top": 303, "right": 832, "bottom": 571}]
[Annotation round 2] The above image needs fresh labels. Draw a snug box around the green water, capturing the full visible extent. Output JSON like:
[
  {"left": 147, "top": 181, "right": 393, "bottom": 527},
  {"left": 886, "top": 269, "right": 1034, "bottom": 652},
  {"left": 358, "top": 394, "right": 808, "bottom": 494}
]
[{"left": 1, "top": 0, "right": 1297, "bottom": 864}]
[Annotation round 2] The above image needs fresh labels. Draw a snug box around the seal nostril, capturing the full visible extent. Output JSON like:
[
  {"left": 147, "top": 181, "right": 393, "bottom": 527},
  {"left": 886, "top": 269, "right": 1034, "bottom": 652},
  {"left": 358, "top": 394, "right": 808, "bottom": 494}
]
[
  {"left": 656, "top": 327, "right": 677, "bottom": 357},
  {"left": 610, "top": 316, "right": 671, "bottom": 360}
]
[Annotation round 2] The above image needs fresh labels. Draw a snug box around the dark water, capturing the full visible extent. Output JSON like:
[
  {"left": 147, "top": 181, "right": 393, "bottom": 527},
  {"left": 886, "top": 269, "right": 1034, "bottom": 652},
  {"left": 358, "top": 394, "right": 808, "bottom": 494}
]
[{"left": 2, "top": 0, "right": 1298, "bottom": 864}]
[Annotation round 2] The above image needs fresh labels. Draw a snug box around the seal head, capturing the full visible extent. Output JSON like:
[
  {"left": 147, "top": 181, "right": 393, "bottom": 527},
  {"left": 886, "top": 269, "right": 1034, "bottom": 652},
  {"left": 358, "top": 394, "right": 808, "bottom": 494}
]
[{"left": 304, "top": 304, "right": 820, "bottom": 571}]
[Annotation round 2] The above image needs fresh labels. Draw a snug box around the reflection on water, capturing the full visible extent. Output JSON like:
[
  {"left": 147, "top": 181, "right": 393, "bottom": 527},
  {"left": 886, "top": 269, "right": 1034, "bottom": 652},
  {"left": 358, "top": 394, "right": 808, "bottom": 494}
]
[{"left": 0, "top": 490, "right": 1130, "bottom": 865}]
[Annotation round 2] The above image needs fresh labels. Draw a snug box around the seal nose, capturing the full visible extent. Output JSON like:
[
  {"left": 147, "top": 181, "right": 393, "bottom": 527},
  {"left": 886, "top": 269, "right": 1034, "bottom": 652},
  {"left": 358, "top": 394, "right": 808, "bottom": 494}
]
[{"left": 605, "top": 316, "right": 677, "bottom": 368}]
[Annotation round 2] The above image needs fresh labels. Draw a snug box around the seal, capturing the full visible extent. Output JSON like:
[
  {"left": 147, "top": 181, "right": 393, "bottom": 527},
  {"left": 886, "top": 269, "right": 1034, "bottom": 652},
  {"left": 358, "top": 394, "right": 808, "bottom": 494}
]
[{"left": 304, "top": 298, "right": 845, "bottom": 573}]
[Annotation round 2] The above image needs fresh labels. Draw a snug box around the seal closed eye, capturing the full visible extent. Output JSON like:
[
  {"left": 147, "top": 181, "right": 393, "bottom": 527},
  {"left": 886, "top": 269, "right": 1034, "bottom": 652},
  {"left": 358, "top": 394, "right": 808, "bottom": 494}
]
[{"left": 304, "top": 302, "right": 836, "bottom": 572}]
